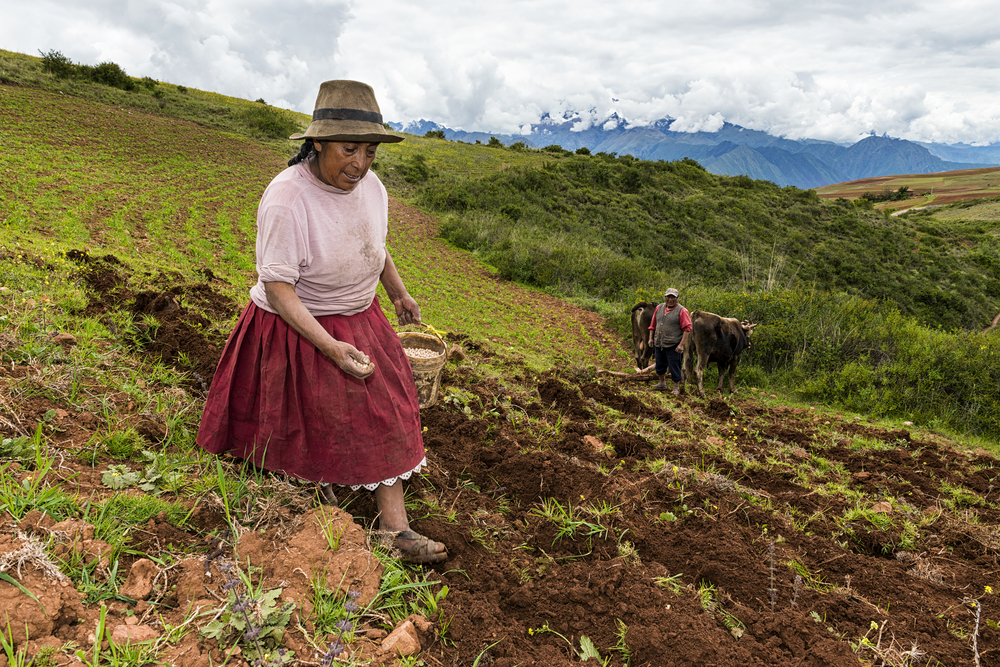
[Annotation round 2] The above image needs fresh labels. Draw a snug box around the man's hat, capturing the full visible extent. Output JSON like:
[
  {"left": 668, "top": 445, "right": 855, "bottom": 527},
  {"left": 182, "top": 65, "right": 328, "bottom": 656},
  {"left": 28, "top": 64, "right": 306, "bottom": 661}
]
[{"left": 665, "top": 288, "right": 679, "bottom": 297}]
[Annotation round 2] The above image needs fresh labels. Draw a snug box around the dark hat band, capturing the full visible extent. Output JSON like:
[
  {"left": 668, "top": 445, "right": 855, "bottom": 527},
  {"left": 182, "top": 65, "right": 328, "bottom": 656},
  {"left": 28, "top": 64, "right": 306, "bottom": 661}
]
[{"left": 312, "top": 107, "right": 383, "bottom": 124}]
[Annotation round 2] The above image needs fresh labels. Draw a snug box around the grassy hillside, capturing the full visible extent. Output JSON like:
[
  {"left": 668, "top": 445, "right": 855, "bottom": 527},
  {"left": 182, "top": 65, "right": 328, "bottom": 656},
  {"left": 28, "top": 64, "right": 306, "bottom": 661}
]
[
  {"left": 0, "top": 83, "right": 625, "bottom": 369},
  {"left": 405, "top": 152, "right": 1000, "bottom": 332},
  {"left": 0, "top": 48, "right": 308, "bottom": 149}
]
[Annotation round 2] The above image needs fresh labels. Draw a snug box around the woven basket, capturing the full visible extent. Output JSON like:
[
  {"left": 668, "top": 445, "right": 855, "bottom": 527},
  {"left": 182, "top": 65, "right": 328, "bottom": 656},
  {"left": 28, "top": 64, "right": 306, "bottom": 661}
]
[{"left": 398, "top": 330, "right": 447, "bottom": 408}]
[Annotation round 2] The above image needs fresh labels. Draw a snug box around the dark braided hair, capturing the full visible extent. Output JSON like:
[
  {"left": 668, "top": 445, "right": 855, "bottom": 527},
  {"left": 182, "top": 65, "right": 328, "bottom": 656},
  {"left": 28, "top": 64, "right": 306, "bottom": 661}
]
[{"left": 288, "top": 138, "right": 318, "bottom": 166}]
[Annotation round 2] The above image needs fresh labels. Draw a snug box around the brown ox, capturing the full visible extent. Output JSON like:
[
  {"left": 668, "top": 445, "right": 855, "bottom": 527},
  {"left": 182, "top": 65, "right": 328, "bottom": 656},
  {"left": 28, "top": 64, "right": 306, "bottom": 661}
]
[
  {"left": 682, "top": 310, "right": 757, "bottom": 396},
  {"left": 630, "top": 302, "right": 657, "bottom": 371}
]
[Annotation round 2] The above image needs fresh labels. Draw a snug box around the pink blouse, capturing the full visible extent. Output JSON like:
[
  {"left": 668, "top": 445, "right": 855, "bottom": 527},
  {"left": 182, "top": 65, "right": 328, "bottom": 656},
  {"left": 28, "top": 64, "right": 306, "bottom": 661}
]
[{"left": 249, "top": 158, "right": 389, "bottom": 316}]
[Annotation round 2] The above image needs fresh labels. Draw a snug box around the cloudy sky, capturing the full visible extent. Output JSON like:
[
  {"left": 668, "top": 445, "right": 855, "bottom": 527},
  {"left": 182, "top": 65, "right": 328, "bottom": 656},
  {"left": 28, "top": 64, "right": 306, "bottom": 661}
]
[{"left": 2, "top": 0, "right": 998, "bottom": 145}]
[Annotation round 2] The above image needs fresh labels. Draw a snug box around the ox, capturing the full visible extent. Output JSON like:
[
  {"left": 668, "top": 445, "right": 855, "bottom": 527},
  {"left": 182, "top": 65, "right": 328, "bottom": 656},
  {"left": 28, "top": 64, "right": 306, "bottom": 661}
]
[
  {"left": 682, "top": 310, "right": 757, "bottom": 396},
  {"left": 630, "top": 302, "right": 657, "bottom": 371}
]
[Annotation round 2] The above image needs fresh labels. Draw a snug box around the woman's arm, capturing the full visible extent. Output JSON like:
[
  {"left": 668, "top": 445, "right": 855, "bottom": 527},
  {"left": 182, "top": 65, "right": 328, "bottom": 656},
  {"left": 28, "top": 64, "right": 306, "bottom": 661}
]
[
  {"left": 263, "top": 281, "right": 374, "bottom": 379},
  {"left": 380, "top": 251, "right": 421, "bottom": 325}
]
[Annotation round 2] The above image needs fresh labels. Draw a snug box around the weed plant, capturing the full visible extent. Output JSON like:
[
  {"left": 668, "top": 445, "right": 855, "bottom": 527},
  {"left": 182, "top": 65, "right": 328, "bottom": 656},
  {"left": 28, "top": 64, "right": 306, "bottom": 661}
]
[
  {"left": 0, "top": 458, "right": 78, "bottom": 521},
  {"left": 529, "top": 498, "right": 611, "bottom": 546},
  {"left": 201, "top": 560, "right": 296, "bottom": 665},
  {"left": 368, "top": 543, "right": 445, "bottom": 626}
]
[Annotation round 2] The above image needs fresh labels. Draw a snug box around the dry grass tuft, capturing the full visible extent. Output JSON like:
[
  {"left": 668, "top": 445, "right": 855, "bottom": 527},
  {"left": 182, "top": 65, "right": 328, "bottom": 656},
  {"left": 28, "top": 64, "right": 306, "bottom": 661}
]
[{"left": 0, "top": 527, "right": 69, "bottom": 582}]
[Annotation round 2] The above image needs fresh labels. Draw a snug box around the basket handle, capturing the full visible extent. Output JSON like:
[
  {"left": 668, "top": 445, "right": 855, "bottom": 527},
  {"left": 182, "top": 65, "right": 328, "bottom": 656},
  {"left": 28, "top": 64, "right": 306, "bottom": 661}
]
[{"left": 404, "top": 321, "right": 447, "bottom": 346}]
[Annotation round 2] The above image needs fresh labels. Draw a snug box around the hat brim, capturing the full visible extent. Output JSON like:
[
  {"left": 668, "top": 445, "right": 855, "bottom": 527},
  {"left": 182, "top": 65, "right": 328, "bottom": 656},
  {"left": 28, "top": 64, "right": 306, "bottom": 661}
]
[{"left": 290, "top": 118, "right": 403, "bottom": 143}]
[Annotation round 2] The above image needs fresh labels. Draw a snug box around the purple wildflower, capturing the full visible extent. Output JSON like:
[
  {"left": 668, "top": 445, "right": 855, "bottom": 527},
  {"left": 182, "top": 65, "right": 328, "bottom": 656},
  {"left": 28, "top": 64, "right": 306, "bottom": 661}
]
[{"left": 321, "top": 640, "right": 344, "bottom": 666}]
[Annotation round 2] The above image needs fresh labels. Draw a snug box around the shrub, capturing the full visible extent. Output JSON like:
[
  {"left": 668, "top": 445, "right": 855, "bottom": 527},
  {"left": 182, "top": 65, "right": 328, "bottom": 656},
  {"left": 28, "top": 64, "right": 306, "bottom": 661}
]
[
  {"left": 38, "top": 49, "right": 75, "bottom": 78},
  {"left": 575, "top": 147, "right": 591, "bottom": 155},
  {"left": 399, "top": 153, "right": 436, "bottom": 184},
  {"left": 89, "top": 61, "right": 136, "bottom": 91},
  {"left": 424, "top": 130, "right": 446, "bottom": 139},
  {"left": 487, "top": 136, "right": 503, "bottom": 148},
  {"left": 648, "top": 285, "right": 1000, "bottom": 437},
  {"left": 860, "top": 185, "right": 910, "bottom": 202},
  {"left": 238, "top": 103, "right": 301, "bottom": 140}
]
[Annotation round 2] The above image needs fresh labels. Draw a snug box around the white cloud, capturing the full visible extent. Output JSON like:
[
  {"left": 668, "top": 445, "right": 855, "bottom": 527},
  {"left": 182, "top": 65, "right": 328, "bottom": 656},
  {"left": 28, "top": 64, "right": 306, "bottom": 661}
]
[{"left": 1, "top": 0, "right": 998, "bottom": 144}]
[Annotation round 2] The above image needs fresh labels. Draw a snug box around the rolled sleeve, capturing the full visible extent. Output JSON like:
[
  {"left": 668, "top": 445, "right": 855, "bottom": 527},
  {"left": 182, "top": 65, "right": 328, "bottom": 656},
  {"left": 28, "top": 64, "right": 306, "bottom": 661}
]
[
  {"left": 680, "top": 308, "right": 693, "bottom": 332},
  {"left": 257, "top": 263, "right": 300, "bottom": 285},
  {"left": 256, "top": 203, "right": 307, "bottom": 285}
]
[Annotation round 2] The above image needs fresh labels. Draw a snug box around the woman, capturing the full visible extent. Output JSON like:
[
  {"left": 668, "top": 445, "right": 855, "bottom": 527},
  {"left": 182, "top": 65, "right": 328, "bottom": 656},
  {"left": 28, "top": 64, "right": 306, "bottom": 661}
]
[{"left": 196, "top": 80, "right": 446, "bottom": 564}]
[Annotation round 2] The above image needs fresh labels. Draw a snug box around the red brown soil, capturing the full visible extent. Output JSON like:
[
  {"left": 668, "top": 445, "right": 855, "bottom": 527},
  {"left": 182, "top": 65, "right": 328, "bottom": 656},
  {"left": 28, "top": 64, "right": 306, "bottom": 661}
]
[
  {"left": 66, "top": 248, "right": 235, "bottom": 390},
  {"left": 3, "top": 204, "right": 1000, "bottom": 665},
  {"left": 0, "top": 201, "right": 1000, "bottom": 667}
]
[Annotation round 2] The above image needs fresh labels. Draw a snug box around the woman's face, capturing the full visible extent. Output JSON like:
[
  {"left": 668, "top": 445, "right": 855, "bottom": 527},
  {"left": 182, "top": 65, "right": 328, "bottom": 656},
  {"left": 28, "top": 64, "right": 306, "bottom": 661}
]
[{"left": 312, "top": 141, "right": 378, "bottom": 191}]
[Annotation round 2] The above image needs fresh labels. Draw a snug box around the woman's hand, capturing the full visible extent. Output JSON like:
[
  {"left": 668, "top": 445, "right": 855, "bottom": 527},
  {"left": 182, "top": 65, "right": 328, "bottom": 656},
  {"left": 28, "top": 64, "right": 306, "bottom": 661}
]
[
  {"left": 328, "top": 340, "right": 376, "bottom": 379},
  {"left": 380, "top": 251, "right": 421, "bottom": 325},
  {"left": 264, "top": 281, "right": 376, "bottom": 379},
  {"left": 394, "top": 294, "right": 421, "bottom": 326}
]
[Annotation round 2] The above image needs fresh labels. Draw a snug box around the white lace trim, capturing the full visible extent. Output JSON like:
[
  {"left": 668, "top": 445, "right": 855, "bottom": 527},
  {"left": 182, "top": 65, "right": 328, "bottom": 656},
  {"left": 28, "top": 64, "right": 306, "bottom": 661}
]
[{"left": 341, "top": 457, "right": 428, "bottom": 491}]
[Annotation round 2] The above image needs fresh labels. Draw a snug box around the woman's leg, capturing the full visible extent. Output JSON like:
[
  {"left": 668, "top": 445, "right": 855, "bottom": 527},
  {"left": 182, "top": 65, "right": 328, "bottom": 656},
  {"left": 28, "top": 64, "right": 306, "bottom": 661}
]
[
  {"left": 373, "top": 479, "right": 447, "bottom": 560},
  {"left": 373, "top": 479, "right": 409, "bottom": 532}
]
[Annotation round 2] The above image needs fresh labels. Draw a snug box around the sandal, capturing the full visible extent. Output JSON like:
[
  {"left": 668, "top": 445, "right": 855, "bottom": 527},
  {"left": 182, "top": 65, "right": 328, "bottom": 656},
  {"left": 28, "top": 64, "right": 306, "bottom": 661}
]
[{"left": 394, "top": 530, "right": 448, "bottom": 564}]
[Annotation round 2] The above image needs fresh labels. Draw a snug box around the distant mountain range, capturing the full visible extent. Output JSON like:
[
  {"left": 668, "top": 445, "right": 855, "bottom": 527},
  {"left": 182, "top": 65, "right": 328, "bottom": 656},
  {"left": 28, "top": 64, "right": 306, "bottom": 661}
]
[{"left": 391, "top": 117, "right": 1000, "bottom": 189}]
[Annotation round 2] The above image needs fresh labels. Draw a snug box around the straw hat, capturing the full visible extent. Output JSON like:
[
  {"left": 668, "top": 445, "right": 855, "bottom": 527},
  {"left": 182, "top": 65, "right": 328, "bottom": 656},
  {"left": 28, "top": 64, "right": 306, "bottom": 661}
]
[{"left": 290, "top": 80, "right": 403, "bottom": 143}]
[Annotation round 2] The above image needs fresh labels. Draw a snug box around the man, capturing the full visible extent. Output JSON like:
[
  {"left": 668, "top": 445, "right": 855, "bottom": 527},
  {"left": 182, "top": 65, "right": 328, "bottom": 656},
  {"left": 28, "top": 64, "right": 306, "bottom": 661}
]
[{"left": 647, "top": 288, "right": 692, "bottom": 394}]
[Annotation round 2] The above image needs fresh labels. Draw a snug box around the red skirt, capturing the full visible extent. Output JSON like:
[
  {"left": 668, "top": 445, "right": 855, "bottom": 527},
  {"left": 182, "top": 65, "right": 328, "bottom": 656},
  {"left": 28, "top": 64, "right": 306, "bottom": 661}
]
[{"left": 196, "top": 298, "right": 425, "bottom": 487}]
